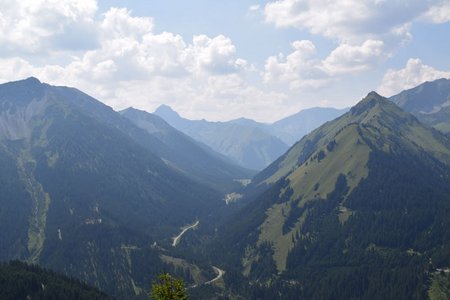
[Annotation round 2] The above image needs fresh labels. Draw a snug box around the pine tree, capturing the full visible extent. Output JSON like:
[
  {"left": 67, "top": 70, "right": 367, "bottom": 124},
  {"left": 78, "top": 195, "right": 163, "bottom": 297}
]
[{"left": 150, "top": 273, "right": 188, "bottom": 300}]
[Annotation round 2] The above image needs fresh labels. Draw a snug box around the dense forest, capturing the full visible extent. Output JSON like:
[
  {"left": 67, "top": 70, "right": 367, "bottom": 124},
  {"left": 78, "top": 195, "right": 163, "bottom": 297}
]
[
  {"left": 215, "top": 146, "right": 450, "bottom": 299},
  {"left": 0, "top": 260, "right": 112, "bottom": 300}
]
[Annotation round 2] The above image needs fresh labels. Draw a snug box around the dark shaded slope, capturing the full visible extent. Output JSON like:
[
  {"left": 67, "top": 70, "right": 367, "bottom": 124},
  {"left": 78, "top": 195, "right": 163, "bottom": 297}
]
[
  {"left": 121, "top": 107, "right": 254, "bottom": 193},
  {"left": 0, "top": 260, "right": 112, "bottom": 300},
  {"left": 0, "top": 78, "right": 223, "bottom": 298}
]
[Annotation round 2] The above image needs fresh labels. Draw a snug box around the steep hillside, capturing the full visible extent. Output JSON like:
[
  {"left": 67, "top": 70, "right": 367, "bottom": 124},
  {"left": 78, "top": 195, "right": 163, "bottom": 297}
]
[
  {"left": 217, "top": 92, "right": 450, "bottom": 299},
  {"left": 121, "top": 107, "right": 254, "bottom": 193},
  {"left": 0, "top": 78, "right": 223, "bottom": 298},
  {"left": 270, "top": 107, "right": 348, "bottom": 145},
  {"left": 390, "top": 78, "right": 450, "bottom": 133},
  {"left": 0, "top": 260, "right": 112, "bottom": 300},
  {"left": 154, "top": 105, "right": 288, "bottom": 170}
]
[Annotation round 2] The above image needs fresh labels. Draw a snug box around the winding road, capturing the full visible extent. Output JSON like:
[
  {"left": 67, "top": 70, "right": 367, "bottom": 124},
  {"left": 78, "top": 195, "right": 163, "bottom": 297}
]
[
  {"left": 169, "top": 220, "right": 225, "bottom": 287},
  {"left": 204, "top": 266, "right": 225, "bottom": 285},
  {"left": 172, "top": 220, "right": 199, "bottom": 247}
]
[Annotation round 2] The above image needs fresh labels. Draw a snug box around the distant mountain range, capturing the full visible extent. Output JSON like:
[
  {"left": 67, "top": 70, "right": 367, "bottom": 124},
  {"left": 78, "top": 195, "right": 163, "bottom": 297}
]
[
  {"left": 215, "top": 91, "right": 450, "bottom": 299},
  {"left": 153, "top": 104, "right": 347, "bottom": 170},
  {"left": 390, "top": 78, "right": 450, "bottom": 133},
  {"left": 120, "top": 107, "right": 254, "bottom": 193}
]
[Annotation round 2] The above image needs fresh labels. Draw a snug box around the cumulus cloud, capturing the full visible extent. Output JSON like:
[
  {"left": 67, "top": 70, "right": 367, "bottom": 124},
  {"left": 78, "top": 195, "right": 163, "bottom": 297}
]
[
  {"left": 184, "top": 35, "right": 247, "bottom": 75},
  {"left": 57, "top": 8, "right": 248, "bottom": 84},
  {"left": 264, "top": 40, "right": 329, "bottom": 89},
  {"left": 264, "top": 39, "right": 388, "bottom": 89},
  {"left": 100, "top": 7, "right": 153, "bottom": 39},
  {"left": 422, "top": 1, "right": 450, "bottom": 23},
  {"left": 322, "top": 40, "right": 386, "bottom": 75},
  {"left": 0, "top": 2, "right": 288, "bottom": 121},
  {"left": 377, "top": 58, "right": 450, "bottom": 96},
  {"left": 0, "top": 0, "right": 98, "bottom": 54},
  {"left": 264, "top": 0, "right": 445, "bottom": 43},
  {"left": 263, "top": 0, "right": 450, "bottom": 81}
]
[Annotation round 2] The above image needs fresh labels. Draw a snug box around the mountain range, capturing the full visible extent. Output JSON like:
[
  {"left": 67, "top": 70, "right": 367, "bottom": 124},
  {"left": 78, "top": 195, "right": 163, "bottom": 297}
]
[
  {"left": 119, "top": 107, "right": 254, "bottom": 193},
  {"left": 390, "top": 78, "right": 450, "bottom": 134},
  {"left": 0, "top": 77, "right": 249, "bottom": 298},
  {"left": 1, "top": 77, "right": 450, "bottom": 299},
  {"left": 153, "top": 104, "right": 347, "bottom": 170}
]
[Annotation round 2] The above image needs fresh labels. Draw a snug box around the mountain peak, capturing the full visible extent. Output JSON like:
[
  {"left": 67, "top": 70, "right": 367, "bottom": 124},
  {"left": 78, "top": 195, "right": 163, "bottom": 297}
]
[
  {"left": 24, "top": 76, "right": 41, "bottom": 84},
  {"left": 0, "top": 77, "right": 47, "bottom": 107},
  {"left": 120, "top": 107, "right": 139, "bottom": 114},
  {"left": 155, "top": 104, "right": 177, "bottom": 114},
  {"left": 350, "top": 91, "right": 389, "bottom": 116},
  {"left": 154, "top": 104, "right": 183, "bottom": 125}
]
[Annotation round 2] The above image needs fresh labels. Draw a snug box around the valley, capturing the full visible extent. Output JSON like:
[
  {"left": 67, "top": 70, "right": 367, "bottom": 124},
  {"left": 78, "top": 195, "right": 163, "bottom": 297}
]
[{"left": 1, "top": 77, "right": 450, "bottom": 299}]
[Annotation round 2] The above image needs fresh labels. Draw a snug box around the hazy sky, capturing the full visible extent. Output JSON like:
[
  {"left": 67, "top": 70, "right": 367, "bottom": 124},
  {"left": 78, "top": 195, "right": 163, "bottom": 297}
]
[{"left": 1, "top": 0, "right": 450, "bottom": 122}]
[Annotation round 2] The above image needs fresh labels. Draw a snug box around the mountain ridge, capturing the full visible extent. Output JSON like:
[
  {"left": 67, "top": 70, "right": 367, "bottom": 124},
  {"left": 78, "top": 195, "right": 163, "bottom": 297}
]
[
  {"left": 0, "top": 78, "right": 229, "bottom": 298},
  {"left": 390, "top": 77, "right": 450, "bottom": 134},
  {"left": 120, "top": 107, "right": 254, "bottom": 193},
  {"left": 215, "top": 91, "right": 450, "bottom": 299},
  {"left": 153, "top": 104, "right": 347, "bottom": 169},
  {"left": 154, "top": 105, "right": 289, "bottom": 170}
]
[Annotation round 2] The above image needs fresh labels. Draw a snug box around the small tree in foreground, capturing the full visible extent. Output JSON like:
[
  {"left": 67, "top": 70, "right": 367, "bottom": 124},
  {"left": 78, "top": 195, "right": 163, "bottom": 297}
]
[{"left": 150, "top": 273, "right": 188, "bottom": 300}]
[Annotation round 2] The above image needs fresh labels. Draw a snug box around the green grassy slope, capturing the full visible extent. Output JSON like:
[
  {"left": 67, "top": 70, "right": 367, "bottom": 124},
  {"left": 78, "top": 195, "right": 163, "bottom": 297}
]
[{"left": 217, "top": 92, "right": 450, "bottom": 299}]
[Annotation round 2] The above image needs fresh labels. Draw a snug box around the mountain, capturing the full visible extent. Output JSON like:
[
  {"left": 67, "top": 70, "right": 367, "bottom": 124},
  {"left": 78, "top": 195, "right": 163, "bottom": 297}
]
[
  {"left": 216, "top": 92, "right": 450, "bottom": 299},
  {"left": 154, "top": 105, "right": 347, "bottom": 170},
  {"left": 154, "top": 105, "right": 289, "bottom": 170},
  {"left": 270, "top": 106, "right": 348, "bottom": 145},
  {"left": 0, "top": 260, "right": 112, "bottom": 300},
  {"left": 390, "top": 78, "right": 450, "bottom": 133},
  {"left": 120, "top": 107, "right": 254, "bottom": 193},
  {"left": 0, "top": 77, "right": 226, "bottom": 298}
]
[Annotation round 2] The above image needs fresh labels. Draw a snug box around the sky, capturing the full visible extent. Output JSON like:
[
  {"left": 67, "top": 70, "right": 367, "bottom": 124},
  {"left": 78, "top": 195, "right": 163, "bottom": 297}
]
[{"left": 0, "top": 0, "right": 450, "bottom": 122}]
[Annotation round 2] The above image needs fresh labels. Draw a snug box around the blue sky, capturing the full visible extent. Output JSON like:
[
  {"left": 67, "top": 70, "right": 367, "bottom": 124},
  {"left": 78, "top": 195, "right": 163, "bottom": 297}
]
[{"left": 0, "top": 0, "right": 450, "bottom": 122}]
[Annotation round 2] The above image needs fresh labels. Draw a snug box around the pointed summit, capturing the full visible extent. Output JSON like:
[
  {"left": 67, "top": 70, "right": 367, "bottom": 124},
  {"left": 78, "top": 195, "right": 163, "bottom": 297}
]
[
  {"left": 255, "top": 89, "right": 450, "bottom": 186},
  {"left": 154, "top": 104, "right": 180, "bottom": 118},
  {"left": 350, "top": 91, "right": 391, "bottom": 116},
  {"left": 154, "top": 104, "right": 187, "bottom": 129}
]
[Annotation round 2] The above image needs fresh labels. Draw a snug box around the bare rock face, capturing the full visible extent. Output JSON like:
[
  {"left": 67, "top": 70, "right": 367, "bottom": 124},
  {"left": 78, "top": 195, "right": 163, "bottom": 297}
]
[{"left": 0, "top": 98, "right": 49, "bottom": 140}]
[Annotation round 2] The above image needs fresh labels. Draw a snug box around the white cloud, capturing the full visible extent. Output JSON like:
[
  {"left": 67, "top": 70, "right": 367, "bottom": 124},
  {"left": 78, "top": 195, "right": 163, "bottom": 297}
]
[
  {"left": 0, "top": 0, "right": 98, "bottom": 54},
  {"left": 322, "top": 40, "right": 386, "bottom": 75},
  {"left": 263, "top": 0, "right": 450, "bottom": 77},
  {"left": 184, "top": 35, "right": 247, "bottom": 75},
  {"left": 264, "top": 40, "right": 328, "bottom": 89},
  {"left": 264, "top": 39, "right": 387, "bottom": 90},
  {"left": 0, "top": 58, "right": 35, "bottom": 81},
  {"left": 100, "top": 7, "right": 153, "bottom": 39},
  {"left": 264, "top": 0, "right": 445, "bottom": 43},
  {"left": 422, "top": 2, "right": 450, "bottom": 23},
  {"left": 0, "top": 3, "right": 288, "bottom": 122},
  {"left": 377, "top": 58, "right": 450, "bottom": 96},
  {"left": 5, "top": 1, "right": 447, "bottom": 122}
]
